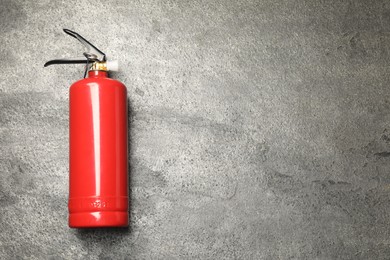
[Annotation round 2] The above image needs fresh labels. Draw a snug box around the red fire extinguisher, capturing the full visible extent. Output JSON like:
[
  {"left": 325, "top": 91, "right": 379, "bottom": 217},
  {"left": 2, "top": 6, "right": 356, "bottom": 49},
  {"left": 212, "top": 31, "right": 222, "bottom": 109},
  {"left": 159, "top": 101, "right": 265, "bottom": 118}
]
[{"left": 45, "top": 29, "right": 128, "bottom": 228}]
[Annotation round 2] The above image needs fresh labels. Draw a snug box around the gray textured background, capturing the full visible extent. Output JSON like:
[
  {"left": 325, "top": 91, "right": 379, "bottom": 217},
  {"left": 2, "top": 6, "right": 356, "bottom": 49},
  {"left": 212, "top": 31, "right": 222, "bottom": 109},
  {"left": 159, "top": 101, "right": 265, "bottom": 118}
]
[{"left": 1, "top": 0, "right": 390, "bottom": 259}]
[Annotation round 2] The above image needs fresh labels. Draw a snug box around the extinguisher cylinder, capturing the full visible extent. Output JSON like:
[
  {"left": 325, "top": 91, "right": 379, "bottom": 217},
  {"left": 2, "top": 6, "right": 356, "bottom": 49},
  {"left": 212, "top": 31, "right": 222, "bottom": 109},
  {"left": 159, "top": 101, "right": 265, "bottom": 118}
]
[{"left": 68, "top": 70, "right": 128, "bottom": 228}]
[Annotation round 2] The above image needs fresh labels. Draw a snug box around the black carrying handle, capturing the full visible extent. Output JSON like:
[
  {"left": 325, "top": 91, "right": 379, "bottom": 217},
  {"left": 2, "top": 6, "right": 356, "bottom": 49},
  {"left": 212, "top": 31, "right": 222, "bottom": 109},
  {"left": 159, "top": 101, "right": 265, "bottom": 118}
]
[
  {"left": 63, "top": 29, "right": 106, "bottom": 61},
  {"left": 44, "top": 58, "right": 89, "bottom": 67},
  {"left": 44, "top": 29, "right": 106, "bottom": 67}
]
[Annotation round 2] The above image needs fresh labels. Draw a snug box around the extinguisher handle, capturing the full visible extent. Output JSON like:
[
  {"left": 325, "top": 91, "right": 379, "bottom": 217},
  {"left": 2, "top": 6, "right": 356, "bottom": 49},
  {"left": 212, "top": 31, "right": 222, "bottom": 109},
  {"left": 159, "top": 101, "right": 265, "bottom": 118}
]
[
  {"left": 63, "top": 29, "right": 106, "bottom": 62},
  {"left": 44, "top": 29, "right": 107, "bottom": 68},
  {"left": 44, "top": 29, "right": 119, "bottom": 78},
  {"left": 44, "top": 58, "right": 89, "bottom": 67}
]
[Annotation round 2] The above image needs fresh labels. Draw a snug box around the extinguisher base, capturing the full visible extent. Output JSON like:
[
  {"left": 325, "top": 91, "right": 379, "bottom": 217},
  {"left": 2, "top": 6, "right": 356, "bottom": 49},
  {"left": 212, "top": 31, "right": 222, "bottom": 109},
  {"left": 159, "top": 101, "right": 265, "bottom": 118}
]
[{"left": 69, "top": 211, "right": 129, "bottom": 228}]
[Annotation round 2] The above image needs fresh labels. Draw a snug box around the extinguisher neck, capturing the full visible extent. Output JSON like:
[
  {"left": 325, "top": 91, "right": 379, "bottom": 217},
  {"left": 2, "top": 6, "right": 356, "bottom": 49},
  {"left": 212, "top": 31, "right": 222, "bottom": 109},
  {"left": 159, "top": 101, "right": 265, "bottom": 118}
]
[{"left": 88, "top": 70, "right": 108, "bottom": 78}]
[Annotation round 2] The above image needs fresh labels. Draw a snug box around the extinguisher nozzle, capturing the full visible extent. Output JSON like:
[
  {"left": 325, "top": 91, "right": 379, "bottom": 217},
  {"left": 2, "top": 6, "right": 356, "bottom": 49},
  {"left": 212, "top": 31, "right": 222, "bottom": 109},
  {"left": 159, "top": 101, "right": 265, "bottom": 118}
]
[{"left": 106, "top": 60, "right": 119, "bottom": 72}]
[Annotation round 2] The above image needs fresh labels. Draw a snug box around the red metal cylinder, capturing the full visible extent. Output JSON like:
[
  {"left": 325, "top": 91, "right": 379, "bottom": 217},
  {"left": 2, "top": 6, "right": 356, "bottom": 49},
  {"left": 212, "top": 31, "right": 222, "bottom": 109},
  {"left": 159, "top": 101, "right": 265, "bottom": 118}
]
[{"left": 68, "top": 70, "right": 128, "bottom": 228}]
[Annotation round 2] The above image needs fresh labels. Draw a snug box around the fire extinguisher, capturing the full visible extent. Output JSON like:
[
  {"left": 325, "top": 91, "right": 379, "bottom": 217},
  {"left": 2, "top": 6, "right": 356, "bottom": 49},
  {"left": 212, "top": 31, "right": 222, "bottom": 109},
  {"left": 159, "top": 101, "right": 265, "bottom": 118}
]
[{"left": 44, "top": 29, "right": 128, "bottom": 228}]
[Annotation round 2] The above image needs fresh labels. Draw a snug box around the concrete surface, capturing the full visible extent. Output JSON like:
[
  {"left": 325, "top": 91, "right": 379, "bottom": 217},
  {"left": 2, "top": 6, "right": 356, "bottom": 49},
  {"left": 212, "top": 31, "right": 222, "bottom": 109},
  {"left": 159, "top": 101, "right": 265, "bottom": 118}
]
[{"left": 1, "top": 0, "right": 390, "bottom": 259}]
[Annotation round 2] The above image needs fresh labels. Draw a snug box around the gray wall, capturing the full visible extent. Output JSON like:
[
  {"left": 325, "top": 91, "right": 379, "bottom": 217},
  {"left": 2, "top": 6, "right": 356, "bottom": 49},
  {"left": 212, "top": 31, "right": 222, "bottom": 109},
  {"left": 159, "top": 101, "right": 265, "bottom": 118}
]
[{"left": 1, "top": 0, "right": 389, "bottom": 259}]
